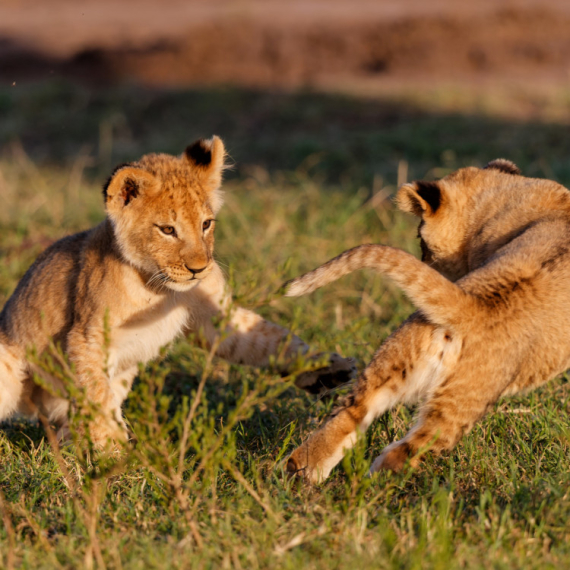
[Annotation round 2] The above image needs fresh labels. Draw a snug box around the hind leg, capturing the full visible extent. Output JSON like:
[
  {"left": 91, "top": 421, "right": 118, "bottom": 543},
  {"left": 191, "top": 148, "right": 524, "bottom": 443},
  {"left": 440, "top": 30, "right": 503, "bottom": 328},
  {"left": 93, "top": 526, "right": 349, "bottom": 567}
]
[
  {"left": 0, "top": 342, "right": 27, "bottom": 421},
  {"left": 370, "top": 364, "right": 498, "bottom": 474},
  {"left": 287, "top": 315, "right": 460, "bottom": 482}
]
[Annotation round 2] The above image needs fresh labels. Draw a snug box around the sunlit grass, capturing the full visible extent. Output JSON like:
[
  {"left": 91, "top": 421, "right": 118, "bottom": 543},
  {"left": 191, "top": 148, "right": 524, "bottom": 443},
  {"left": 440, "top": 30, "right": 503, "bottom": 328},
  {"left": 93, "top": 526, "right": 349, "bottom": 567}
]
[{"left": 1, "top": 83, "right": 570, "bottom": 568}]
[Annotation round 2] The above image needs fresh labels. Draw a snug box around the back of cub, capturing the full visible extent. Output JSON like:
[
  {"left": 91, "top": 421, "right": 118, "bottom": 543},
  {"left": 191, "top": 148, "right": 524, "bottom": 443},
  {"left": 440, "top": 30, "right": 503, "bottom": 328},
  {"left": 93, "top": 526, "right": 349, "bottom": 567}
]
[{"left": 285, "top": 159, "right": 570, "bottom": 482}]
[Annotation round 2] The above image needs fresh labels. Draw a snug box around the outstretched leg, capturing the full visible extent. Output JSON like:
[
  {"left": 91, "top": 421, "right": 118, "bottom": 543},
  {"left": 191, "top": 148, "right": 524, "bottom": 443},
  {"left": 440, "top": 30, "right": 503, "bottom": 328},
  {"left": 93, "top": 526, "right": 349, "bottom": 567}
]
[
  {"left": 287, "top": 315, "right": 462, "bottom": 482},
  {"left": 183, "top": 264, "right": 356, "bottom": 396},
  {"left": 187, "top": 295, "right": 356, "bottom": 396}
]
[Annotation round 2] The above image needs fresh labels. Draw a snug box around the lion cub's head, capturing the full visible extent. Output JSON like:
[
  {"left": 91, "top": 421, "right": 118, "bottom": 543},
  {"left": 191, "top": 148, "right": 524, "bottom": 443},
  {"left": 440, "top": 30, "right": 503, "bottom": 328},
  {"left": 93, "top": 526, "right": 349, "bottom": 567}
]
[
  {"left": 396, "top": 159, "right": 569, "bottom": 281},
  {"left": 103, "top": 136, "right": 226, "bottom": 292}
]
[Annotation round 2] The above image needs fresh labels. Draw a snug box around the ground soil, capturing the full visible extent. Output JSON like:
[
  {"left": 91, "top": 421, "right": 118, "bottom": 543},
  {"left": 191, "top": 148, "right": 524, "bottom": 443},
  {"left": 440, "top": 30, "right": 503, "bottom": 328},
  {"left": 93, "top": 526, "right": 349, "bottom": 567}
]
[{"left": 1, "top": 0, "right": 570, "bottom": 93}]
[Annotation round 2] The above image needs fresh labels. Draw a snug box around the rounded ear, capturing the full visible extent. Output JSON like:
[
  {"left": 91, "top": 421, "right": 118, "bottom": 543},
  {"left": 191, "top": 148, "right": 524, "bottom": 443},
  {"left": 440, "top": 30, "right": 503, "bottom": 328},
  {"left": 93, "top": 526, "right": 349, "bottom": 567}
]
[
  {"left": 184, "top": 135, "right": 227, "bottom": 213},
  {"left": 103, "top": 166, "right": 157, "bottom": 211},
  {"left": 484, "top": 159, "right": 521, "bottom": 175},
  {"left": 396, "top": 181, "right": 442, "bottom": 217}
]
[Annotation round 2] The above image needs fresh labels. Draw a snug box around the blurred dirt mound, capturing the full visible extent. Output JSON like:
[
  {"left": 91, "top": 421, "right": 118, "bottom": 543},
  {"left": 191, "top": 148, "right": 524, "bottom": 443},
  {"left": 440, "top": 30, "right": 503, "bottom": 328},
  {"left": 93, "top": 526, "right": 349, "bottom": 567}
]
[{"left": 1, "top": 2, "right": 570, "bottom": 88}]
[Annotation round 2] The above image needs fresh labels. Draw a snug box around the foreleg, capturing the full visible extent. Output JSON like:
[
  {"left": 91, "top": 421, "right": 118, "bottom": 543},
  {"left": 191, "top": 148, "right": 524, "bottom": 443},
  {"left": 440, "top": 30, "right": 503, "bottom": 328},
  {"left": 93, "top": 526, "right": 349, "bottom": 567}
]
[
  {"left": 66, "top": 326, "right": 128, "bottom": 448},
  {"left": 287, "top": 316, "right": 458, "bottom": 482},
  {"left": 186, "top": 267, "right": 356, "bottom": 394}
]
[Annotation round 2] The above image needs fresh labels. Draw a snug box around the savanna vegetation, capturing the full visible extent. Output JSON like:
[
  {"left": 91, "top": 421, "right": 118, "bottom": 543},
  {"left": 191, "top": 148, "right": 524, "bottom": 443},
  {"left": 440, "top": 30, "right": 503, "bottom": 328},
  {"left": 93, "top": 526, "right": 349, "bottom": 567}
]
[{"left": 1, "top": 82, "right": 570, "bottom": 569}]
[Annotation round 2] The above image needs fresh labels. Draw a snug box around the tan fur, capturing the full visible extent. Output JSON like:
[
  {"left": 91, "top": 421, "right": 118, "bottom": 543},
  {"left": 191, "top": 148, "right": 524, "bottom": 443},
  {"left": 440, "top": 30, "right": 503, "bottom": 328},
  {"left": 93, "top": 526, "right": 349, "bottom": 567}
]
[
  {"left": 285, "top": 159, "right": 570, "bottom": 482},
  {"left": 0, "top": 137, "right": 355, "bottom": 449}
]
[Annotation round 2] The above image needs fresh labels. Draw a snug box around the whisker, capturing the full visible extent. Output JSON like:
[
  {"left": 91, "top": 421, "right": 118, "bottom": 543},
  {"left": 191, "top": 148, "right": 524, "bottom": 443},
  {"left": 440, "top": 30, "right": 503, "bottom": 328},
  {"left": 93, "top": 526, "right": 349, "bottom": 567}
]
[
  {"left": 146, "top": 274, "right": 162, "bottom": 289},
  {"left": 216, "top": 260, "right": 230, "bottom": 270},
  {"left": 146, "top": 269, "right": 172, "bottom": 292},
  {"left": 146, "top": 269, "right": 162, "bottom": 284}
]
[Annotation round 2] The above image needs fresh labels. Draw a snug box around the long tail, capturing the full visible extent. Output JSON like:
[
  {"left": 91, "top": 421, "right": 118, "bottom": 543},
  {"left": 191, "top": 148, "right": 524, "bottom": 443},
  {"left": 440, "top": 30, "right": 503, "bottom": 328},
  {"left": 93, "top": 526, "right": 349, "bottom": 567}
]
[{"left": 284, "top": 244, "right": 476, "bottom": 328}]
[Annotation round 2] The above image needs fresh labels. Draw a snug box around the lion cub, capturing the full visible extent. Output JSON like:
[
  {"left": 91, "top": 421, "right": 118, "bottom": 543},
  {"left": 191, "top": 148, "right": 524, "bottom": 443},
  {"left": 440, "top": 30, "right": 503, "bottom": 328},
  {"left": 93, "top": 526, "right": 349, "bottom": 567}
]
[
  {"left": 0, "top": 137, "right": 354, "bottom": 448},
  {"left": 285, "top": 159, "right": 570, "bottom": 482}
]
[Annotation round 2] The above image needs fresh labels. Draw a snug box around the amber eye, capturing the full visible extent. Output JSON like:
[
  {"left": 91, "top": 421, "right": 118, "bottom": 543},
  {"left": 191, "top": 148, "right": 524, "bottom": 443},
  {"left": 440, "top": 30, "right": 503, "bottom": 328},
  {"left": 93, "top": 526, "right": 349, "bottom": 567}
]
[
  {"left": 159, "top": 226, "right": 176, "bottom": 236},
  {"left": 202, "top": 219, "right": 214, "bottom": 231}
]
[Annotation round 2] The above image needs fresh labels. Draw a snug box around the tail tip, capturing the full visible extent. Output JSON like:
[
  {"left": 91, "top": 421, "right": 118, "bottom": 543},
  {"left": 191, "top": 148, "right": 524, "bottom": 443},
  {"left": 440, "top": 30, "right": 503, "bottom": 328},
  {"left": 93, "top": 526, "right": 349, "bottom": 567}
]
[
  {"left": 278, "top": 278, "right": 297, "bottom": 297},
  {"left": 281, "top": 278, "right": 305, "bottom": 297}
]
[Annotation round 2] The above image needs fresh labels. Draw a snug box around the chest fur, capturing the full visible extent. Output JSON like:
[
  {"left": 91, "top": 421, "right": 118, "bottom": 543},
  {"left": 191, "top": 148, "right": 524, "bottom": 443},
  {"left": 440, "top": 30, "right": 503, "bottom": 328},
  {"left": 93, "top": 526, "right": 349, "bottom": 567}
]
[{"left": 108, "top": 298, "right": 189, "bottom": 377}]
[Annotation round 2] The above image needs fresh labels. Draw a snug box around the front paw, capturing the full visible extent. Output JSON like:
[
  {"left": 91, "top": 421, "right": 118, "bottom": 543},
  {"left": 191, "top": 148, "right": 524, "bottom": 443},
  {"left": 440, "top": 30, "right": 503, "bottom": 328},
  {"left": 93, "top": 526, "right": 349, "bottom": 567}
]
[
  {"left": 89, "top": 417, "right": 128, "bottom": 452},
  {"left": 295, "top": 352, "right": 357, "bottom": 396},
  {"left": 285, "top": 440, "right": 335, "bottom": 484},
  {"left": 60, "top": 415, "right": 127, "bottom": 452},
  {"left": 55, "top": 417, "right": 127, "bottom": 454}
]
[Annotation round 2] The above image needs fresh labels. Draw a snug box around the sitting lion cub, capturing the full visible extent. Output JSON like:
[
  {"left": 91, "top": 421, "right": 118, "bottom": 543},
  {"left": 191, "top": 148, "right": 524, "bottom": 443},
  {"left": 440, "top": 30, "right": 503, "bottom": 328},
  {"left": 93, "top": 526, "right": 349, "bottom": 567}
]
[
  {"left": 0, "top": 136, "right": 354, "bottom": 448},
  {"left": 285, "top": 159, "right": 570, "bottom": 482}
]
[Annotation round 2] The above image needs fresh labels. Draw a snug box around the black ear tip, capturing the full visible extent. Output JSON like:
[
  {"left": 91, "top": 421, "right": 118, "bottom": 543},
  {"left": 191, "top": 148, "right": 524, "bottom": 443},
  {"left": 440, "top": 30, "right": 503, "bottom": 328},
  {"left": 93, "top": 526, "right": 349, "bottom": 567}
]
[
  {"left": 415, "top": 181, "right": 442, "bottom": 213},
  {"left": 185, "top": 139, "right": 212, "bottom": 166},
  {"left": 484, "top": 159, "right": 521, "bottom": 175},
  {"left": 102, "top": 162, "right": 131, "bottom": 200}
]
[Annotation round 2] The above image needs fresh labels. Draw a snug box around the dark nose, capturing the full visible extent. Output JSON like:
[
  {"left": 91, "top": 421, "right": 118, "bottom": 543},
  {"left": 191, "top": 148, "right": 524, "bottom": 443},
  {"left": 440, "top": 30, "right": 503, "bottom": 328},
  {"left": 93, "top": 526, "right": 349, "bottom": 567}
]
[{"left": 185, "top": 264, "right": 208, "bottom": 275}]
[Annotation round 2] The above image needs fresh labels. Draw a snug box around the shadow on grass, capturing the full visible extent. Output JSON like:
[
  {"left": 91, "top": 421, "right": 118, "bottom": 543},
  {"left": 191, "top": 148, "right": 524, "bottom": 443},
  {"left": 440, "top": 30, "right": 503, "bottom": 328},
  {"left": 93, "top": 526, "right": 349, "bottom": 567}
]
[
  {"left": 2, "top": 80, "right": 570, "bottom": 190},
  {"left": 0, "top": 367, "right": 310, "bottom": 459},
  {"left": 0, "top": 418, "right": 46, "bottom": 450},
  {"left": 147, "top": 364, "right": 326, "bottom": 458}
]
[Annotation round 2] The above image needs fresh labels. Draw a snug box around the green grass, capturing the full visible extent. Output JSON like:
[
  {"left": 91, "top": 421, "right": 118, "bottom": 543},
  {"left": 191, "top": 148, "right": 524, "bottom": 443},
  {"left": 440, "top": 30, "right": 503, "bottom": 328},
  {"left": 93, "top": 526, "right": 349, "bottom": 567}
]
[{"left": 1, "top": 82, "right": 570, "bottom": 569}]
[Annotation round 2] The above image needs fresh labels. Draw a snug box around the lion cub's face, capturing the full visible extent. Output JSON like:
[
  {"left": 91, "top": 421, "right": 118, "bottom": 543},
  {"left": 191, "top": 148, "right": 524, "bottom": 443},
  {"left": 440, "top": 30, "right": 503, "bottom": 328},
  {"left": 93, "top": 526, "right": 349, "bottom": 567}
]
[
  {"left": 396, "top": 159, "right": 525, "bottom": 281},
  {"left": 103, "top": 137, "right": 226, "bottom": 292}
]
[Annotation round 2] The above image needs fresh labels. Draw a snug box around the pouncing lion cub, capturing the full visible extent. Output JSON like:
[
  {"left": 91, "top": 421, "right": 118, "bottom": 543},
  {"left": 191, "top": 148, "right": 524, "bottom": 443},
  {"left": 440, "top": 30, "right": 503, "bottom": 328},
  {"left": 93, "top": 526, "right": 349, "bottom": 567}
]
[
  {"left": 0, "top": 136, "right": 355, "bottom": 448},
  {"left": 285, "top": 159, "right": 570, "bottom": 482}
]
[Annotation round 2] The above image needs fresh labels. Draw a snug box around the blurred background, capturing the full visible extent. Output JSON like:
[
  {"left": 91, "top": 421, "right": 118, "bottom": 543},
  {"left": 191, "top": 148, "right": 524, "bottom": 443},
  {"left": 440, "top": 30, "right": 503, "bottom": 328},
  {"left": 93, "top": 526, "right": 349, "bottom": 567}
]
[
  {"left": 3, "top": 0, "right": 570, "bottom": 319},
  {"left": 2, "top": 0, "right": 570, "bottom": 305},
  {"left": 2, "top": 0, "right": 570, "bottom": 184}
]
